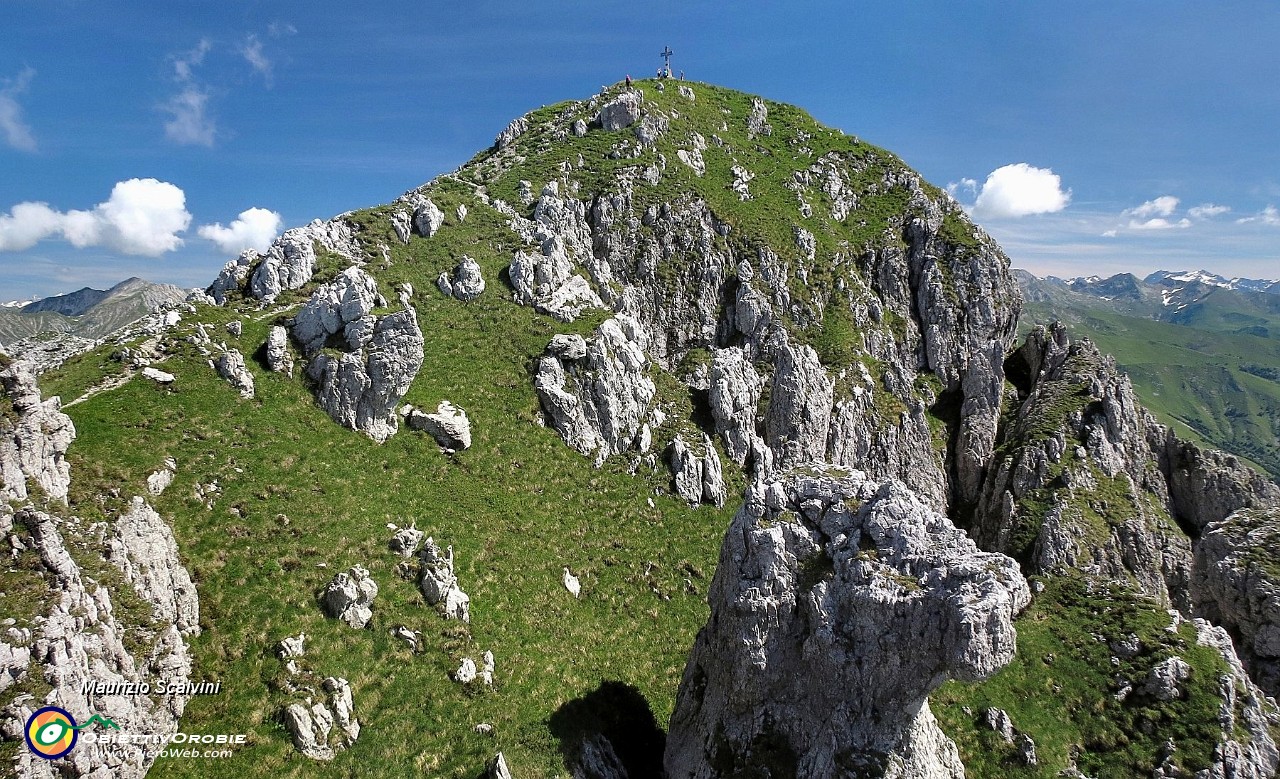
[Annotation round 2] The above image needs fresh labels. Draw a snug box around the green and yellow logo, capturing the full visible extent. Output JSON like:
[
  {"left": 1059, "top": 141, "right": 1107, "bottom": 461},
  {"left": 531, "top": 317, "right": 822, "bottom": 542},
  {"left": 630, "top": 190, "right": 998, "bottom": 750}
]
[{"left": 24, "top": 707, "right": 119, "bottom": 760}]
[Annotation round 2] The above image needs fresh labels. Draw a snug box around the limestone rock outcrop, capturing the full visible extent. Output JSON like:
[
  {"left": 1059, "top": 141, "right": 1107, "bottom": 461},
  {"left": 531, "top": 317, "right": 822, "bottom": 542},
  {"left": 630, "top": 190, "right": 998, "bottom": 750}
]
[
  {"left": 437, "top": 256, "right": 486, "bottom": 301},
  {"left": 534, "top": 317, "right": 655, "bottom": 466},
  {"left": 1193, "top": 507, "right": 1280, "bottom": 696},
  {"left": 321, "top": 566, "right": 378, "bottom": 629},
  {"left": 1191, "top": 620, "right": 1280, "bottom": 778},
  {"left": 206, "top": 218, "right": 362, "bottom": 304},
  {"left": 665, "top": 467, "right": 1030, "bottom": 778},
  {"left": 1, "top": 361, "right": 75, "bottom": 503},
  {"left": 405, "top": 401, "right": 473, "bottom": 451},
  {"left": 109, "top": 497, "right": 200, "bottom": 635},
  {"left": 266, "top": 325, "right": 295, "bottom": 376},
  {"left": 213, "top": 348, "right": 255, "bottom": 399},
  {"left": 596, "top": 90, "right": 643, "bottom": 131},
  {"left": 290, "top": 267, "right": 424, "bottom": 441},
  {"left": 975, "top": 323, "right": 1280, "bottom": 612},
  {"left": 419, "top": 537, "right": 470, "bottom": 622},
  {"left": 292, "top": 267, "right": 382, "bottom": 356},
  {"left": 3, "top": 508, "right": 198, "bottom": 779},
  {"left": 283, "top": 676, "right": 360, "bottom": 761}
]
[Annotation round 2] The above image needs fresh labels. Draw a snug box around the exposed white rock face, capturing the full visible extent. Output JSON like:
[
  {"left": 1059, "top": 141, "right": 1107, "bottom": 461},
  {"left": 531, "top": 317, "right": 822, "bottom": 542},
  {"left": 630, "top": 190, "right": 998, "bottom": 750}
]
[
  {"left": 207, "top": 253, "right": 253, "bottom": 305},
  {"left": 283, "top": 676, "right": 360, "bottom": 760},
  {"left": 146, "top": 457, "right": 176, "bottom": 496},
  {"left": 305, "top": 308, "right": 424, "bottom": 443},
  {"left": 412, "top": 199, "right": 446, "bottom": 238},
  {"left": 419, "top": 537, "right": 470, "bottom": 622},
  {"left": 763, "top": 336, "right": 833, "bottom": 469},
  {"left": 141, "top": 366, "right": 175, "bottom": 384},
  {"left": 109, "top": 497, "right": 200, "bottom": 635},
  {"left": 321, "top": 565, "right": 378, "bottom": 629},
  {"left": 1191, "top": 620, "right": 1280, "bottom": 778},
  {"left": 244, "top": 218, "right": 362, "bottom": 303},
  {"left": 437, "top": 256, "right": 486, "bottom": 301},
  {"left": 213, "top": 348, "right": 255, "bottom": 398},
  {"left": 389, "top": 524, "right": 425, "bottom": 557},
  {"left": 406, "top": 401, "right": 472, "bottom": 450},
  {"left": 1193, "top": 507, "right": 1280, "bottom": 696},
  {"left": 597, "top": 90, "right": 643, "bottom": 131},
  {"left": 0, "top": 361, "right": 75, "bottom": 503},
  {"left": 5, "top": 509, "right": 196, "bottom": 779},
  {"left": 293, "top": 266, "right": 382, "bottom": 355},
  {"left": 665, "top": 467, "right": 1030, "bottom": 779},
  {"left": 494, "top": 115, "right": 530, "bottom": 149},
  {"left": 746, "top": 97, "right": 772, "bottom": 139},
  {"left": 668, "top": 435, "right": 726, "bottom": 507},
  {"left": 534, "top": 317, "right": 655, "bottom": 466},
  {"left": 507, "top": 182, "right": 606, "bottom": 323},
  {"left": 266, "top": 324, "right": 294, "bottom": 376}
]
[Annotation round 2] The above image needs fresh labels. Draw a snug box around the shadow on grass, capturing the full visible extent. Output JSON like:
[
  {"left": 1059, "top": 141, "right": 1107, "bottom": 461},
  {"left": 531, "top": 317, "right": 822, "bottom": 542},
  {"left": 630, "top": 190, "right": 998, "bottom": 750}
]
[{"left": 548, "top": 680, "right": 666, "bottom": 778}]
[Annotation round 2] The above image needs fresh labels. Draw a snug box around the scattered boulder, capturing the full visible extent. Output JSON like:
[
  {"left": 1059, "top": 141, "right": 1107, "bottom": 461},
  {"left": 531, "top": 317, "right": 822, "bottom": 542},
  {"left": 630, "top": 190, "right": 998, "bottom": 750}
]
[
  {"left": 1142, "top": 656, "right": 1192, "bottom": 701},
  {"left": 405, "top": 401, "right": 473, "bottom": 451},
  {"left": 563, "top": 567, "right": 581, "bottom": 598},
  {"left": 225, "top": 320, "right": 243, "bottom": 338},
  {"left": 266, "top": 325, "right": 294, "bottom": 376},
  {"left": 146, "top": 457, "right": 177, "bottom": 496},
  {"left": 391, "top": 210, "right": 412, "bottom": 244},
  {"left": 437, "top": 256, "right": 486, "bottom": 301},
  {"left": 413, "top": 199, "right": 446, "bottom": 238},
  {"left": 283, "top": 676, "right": 360, "bottom": 761},
  {"left": 213, "top": 348, "right": 255, "bottom": 399},
  {"left": 746, "top": 96, "right": 772, "bottom": 139},
  {"left": 489, "top": 752, "right": 513, "bottom": 779},
  {"left": 321, "top": 566, "right": 378, "bottom": 629},
  {"left": 389, "top": 524, "right": 425, "bottom": 557},
  {"left": 277, "top": 632, "right": 307, "bottom": 675},
  {"left": 140, "top": 366, "right": 176, "bottom": 385},
  {"left": 455, "top": 657, "right": 477, "bottom": 684},
  {"left": 664, "top": 467, "right": 1030, "bottom": 778},
  {"left": 983, "top": 707, "right": 1015, "bottom": 744},
  {"left": 420, "top": 538, "right": 471, "bottom": 622}
]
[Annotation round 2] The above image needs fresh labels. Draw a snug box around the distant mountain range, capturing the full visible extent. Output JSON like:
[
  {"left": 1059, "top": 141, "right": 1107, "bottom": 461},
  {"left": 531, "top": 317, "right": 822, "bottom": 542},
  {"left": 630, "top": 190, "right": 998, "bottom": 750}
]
[
  {"left": 1017, "top": 268, "right": 1280, "bottom": 480},
  {"left": 0, "top": 277, "right": 187, "bottom": 349}
]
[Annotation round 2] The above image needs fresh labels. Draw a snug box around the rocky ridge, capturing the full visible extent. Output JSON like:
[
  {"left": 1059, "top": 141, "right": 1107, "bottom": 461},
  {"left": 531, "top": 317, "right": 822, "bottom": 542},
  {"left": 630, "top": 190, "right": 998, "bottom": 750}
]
[{"left": 0, "top": 362, "right": 199, "bottom": 778}]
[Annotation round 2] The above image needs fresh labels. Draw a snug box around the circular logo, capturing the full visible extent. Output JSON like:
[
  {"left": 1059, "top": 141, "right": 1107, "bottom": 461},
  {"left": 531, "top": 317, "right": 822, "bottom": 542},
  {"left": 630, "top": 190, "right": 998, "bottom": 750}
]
[{"left": 25, "top": 706, "right": 78, "bottom": 760}]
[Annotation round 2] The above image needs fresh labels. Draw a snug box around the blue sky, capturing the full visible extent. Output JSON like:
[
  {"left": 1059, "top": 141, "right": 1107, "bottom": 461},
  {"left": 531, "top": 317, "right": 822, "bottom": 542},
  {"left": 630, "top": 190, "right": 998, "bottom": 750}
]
[{"left": 3, "top": 1, "right": 1279, "bottom": 300}]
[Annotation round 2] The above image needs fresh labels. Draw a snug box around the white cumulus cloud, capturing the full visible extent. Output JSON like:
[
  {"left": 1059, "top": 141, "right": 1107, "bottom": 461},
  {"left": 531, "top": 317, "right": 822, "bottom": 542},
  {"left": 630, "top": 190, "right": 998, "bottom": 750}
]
[
  {"left": 1126, "top": 196, "right": 1179, "bottom": 219},
  {"left": 0, "top": 67, "right": 37, "bottom": 152},
  {"left": 0, "top": 178, "right": 191, "bottom": 256},
  {"left": 970, "top": 163, "right": 1071, "bottom": 219},
  {"left": 198, "top": 207, "right": 282, "bottom": 254},
  {"left": 1188, "top": 203, "right": 1230, "bottom": 219},
  {"left": 1237, "top": 205, "right": 1280, "bottom": 226}
]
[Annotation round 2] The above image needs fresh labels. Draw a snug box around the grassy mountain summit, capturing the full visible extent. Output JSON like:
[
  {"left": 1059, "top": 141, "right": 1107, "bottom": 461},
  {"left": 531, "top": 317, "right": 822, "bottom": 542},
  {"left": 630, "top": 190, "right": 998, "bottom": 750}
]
[{"left": 3, "top": 81, "right": 1278, "bottom": 778}]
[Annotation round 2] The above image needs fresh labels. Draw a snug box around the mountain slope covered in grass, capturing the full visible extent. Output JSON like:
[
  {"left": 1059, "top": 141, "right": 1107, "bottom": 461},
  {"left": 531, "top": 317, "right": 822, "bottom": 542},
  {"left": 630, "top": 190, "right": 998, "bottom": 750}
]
[{"left": 3, "top": 82, "right": 1279, "bottom": 779}]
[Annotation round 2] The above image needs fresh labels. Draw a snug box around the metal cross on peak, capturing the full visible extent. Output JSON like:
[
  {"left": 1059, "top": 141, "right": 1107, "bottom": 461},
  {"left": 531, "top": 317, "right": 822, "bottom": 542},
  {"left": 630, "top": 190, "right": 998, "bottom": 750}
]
[{"left": 660, "top": 46, "right": 674, "bottom": 72}]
